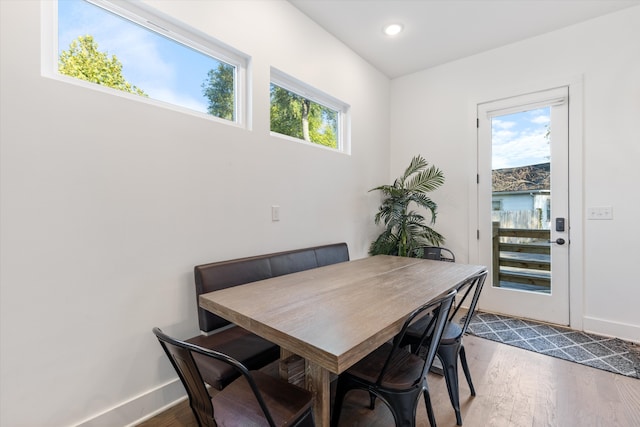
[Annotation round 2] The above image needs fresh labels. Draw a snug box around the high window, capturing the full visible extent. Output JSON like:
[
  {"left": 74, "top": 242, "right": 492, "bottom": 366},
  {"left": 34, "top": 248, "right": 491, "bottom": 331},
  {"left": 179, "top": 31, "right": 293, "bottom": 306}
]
[
  {"left": 45, "top": 0, "right": 249, "bottom": 126},
  {"left": 270, "top": 68, "right": 350, "bottom": 152}
]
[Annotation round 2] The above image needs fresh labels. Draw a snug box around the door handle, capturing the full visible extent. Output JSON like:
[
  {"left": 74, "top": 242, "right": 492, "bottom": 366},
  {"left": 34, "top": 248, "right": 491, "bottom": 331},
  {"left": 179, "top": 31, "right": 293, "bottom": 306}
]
[{"left": 548, "top": 238, "right": 566, "bottom": 245}]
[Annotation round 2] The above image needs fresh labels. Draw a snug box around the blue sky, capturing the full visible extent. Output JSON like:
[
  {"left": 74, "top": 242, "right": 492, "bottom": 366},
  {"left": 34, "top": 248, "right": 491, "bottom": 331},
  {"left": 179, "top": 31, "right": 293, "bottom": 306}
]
[
  {"left": 491, "top": 107, "right": 550, "bottom": 169},
  {"left": 58, "top": 0, "right": 224, "bottom": 114}
]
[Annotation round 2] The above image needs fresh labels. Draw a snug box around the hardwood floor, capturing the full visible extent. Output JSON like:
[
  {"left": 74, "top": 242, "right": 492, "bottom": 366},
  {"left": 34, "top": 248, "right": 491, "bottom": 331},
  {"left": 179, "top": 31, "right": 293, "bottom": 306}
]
[{"left": 138, "top": 335, "right": 640, "bottom": 427}]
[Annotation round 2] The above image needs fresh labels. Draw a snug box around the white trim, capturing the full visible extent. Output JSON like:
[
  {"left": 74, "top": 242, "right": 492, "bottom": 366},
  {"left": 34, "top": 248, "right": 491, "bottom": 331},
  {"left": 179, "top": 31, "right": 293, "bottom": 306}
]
[
  {"left": 270, "top": 67, "right": 347, "bottom": 112},
  {"left": 483, "top": 95, "right": 567, "bottom": 118},
  {"left": 566, "top": 75, "right": 584, "bottom": 331},
  {"left": 583, "top": 316, "right": 640, "bottom": 344},
  {"left": 478, "top": 87, "right": 568, "bottom": 117},
  {"left": 73, "top": 378, "right": 186, "bottom": 427},
  {"left": 269, "top": 131, "right": 352, "bottom": 155},
  {"left": 40, "top": 0, "right": 57, "bottom": 79},
  {"left": 270, "top": 67, "right": 351, "bottom": 154},
  {"left": 467, "top": 99, "right": 480, "bottom": 265}
]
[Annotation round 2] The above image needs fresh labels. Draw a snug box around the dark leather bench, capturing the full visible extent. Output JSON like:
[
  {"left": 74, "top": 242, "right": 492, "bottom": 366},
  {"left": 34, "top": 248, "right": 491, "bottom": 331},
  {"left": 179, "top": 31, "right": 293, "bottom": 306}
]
[{"left": 189, "top": 242, "right": 349, "bottom": 389}]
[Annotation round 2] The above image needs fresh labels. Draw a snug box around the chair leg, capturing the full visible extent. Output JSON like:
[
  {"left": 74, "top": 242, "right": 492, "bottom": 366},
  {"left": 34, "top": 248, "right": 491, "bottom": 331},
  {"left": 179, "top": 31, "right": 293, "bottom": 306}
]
[
  {"left": 331, "top": 379, "right": 347, "bottom": 427},
  {"left": 422, "top": 388, "right": 438, "bottom": 427},
  {"left": 369, "top": 391, "right": 377, "bottom": 410},
  {"left": 293, "top": 410, "right": 315, "bottom": 427},
  {"left": 430, "top": 354, "right": 444, "bottom": 376},
  {"left": 438, "top": 344, "right": 463, "bottom": 426},
  {"left": 459, "top": 345, "right": 476, "bottom": 396}
]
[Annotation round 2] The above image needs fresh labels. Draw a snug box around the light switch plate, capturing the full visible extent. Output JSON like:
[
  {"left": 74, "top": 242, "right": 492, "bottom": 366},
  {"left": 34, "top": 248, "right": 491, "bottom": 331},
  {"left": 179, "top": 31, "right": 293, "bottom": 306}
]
[{"left": 587, "top": 206, "right": 613, "bottom": 220}]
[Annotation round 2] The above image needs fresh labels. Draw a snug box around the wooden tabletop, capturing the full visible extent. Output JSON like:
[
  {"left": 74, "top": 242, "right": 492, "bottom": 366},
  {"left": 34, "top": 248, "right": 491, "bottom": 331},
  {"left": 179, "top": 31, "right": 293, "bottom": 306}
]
[
  {"left": 199, "top": 255, "right": 486, "bottom": 374},
  {"left": 199, "top": 255, "right": 485, "bottom": 426}
]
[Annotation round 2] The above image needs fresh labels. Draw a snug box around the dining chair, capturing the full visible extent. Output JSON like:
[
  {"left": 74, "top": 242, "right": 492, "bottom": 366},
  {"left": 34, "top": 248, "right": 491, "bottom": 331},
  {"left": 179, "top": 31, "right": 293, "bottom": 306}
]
[
  {"left": 402, "top": 270, "right": 488, "bottom": 426},
  {"left": 331, "top": 289, "right": 457, "bottom": 427},
  {"left": 152, "top": 327, "right": 314, "bottom": 427},
  {"left": 415, "top": 246, "right": 456, "bottom": 262}
]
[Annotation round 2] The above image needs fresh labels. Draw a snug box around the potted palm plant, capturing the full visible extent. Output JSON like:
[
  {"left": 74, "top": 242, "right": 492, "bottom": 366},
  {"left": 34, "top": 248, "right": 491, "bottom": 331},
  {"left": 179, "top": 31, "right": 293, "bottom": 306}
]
[{"left": 369, "top": 155, "right": 445, "bottom": 257}]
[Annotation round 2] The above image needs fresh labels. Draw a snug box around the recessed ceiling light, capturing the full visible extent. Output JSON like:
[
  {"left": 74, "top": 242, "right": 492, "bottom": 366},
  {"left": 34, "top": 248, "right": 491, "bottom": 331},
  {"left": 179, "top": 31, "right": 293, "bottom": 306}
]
[{"left": 383, "top": 23, "right": 403, "bottom": 37}]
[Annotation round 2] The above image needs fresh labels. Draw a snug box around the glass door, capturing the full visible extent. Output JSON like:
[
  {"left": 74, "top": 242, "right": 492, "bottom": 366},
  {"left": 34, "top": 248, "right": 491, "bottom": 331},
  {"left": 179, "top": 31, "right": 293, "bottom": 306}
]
[{"left": 477, "top": 87, "right": 569, "bottom": 325}]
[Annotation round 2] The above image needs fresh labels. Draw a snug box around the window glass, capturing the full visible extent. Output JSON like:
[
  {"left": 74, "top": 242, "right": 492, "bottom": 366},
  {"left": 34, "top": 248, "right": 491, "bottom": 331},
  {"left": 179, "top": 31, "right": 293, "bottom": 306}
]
[
  {"left": 55, "top": 0, "right": 245, "bottom": 123},
  {"left": 270, "top": 68, "right": 349, "bottom": 152}
]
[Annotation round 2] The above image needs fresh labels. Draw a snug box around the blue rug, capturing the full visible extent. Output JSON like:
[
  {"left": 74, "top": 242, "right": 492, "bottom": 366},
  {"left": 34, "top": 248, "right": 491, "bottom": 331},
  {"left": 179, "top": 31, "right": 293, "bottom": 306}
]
[{"left": 466, "top": 312, "right": 640, "bottom": 379}]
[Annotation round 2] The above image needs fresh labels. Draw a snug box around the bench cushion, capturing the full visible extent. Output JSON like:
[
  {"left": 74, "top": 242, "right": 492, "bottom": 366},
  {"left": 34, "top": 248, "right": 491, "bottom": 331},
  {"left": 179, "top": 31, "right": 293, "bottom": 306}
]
[
  {"left": 186, "top": 328, "right": 280, "bottom": 390},
  {"left": 269, "top": 251, "right": 318, "bottom": 277}
]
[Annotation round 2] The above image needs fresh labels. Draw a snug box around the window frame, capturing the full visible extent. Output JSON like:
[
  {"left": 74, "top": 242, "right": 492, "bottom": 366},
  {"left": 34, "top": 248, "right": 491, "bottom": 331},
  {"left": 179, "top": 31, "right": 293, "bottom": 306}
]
[
  {"left": 42, "top": 0, "right": 251, "bottom": 128},
  {"left": 270, "top": 67, "right": 351, "bottom": 154}
]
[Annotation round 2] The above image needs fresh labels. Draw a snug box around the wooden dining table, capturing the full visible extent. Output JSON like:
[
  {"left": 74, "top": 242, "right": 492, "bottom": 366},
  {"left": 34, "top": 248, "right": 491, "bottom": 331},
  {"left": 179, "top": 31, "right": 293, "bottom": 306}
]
[{"left": 199, "top": 254, "right": 486, "bottom": 427}]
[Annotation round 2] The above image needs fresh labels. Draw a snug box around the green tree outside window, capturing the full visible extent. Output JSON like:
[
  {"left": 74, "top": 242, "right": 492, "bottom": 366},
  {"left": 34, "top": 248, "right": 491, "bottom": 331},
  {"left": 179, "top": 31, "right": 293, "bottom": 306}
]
[
  {"left": 58, "top": 35, "right": 147, "bottom": 96},
  {"left": 270, "top": 84, "right": 338, "bottom": 149}
]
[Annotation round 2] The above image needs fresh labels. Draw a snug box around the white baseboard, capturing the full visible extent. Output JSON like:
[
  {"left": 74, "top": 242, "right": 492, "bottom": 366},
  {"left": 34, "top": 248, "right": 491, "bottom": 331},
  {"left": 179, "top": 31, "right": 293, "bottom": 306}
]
[
  {"left": 74, "top": 379, "right": 186, "bottom": 427},
  {"left": 582, "top": 316, "right": 640, "bottom": 344}
]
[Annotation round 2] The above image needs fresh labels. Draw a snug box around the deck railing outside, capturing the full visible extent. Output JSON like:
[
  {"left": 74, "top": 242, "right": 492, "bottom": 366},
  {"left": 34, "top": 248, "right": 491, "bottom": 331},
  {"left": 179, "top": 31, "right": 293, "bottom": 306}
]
[{"left": 492, "top": 221, "right": 550, "bottom": 291}]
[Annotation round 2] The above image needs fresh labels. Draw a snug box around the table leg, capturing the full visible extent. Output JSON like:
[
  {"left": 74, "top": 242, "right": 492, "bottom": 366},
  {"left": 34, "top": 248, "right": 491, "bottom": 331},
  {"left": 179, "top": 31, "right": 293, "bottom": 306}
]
[
  {"left": 279, "top": 349, "right": 305, "bottom": 386},
  {"left": 306, "top": 360, "right": 330, "bottom": 427},
  {"left": 280, "top": 348, "right": 295, "bottom": 364},
  {"left": 279, "top": 349, "right": 331, "bottom": 426}
]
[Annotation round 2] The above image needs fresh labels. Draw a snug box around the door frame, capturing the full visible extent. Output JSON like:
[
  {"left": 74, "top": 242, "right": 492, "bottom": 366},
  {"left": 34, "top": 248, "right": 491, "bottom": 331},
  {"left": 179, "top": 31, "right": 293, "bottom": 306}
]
[{"left": 466, "top": 75, "right": 584, "bottom": 329}]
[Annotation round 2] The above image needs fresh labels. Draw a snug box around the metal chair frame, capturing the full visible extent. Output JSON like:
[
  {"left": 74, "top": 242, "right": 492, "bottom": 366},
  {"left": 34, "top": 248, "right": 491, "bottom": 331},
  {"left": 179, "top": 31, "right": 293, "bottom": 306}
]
[
  {"left": 153, "top": 327, "right": 313, "bottom": 427},
  {"left": 331, "top": 289, "right": 457, "bottom": 427},
  {"left": 404, "top": 270, "right": 488, "bottom": 425},
  {"left": 415, "top": 246, "right": 456, "bottom": 262}
]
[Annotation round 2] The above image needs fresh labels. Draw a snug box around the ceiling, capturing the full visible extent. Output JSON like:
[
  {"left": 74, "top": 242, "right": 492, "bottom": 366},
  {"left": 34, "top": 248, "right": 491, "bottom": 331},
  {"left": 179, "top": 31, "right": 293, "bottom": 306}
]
[{"left": 288, "top": 0, "right": 640, "bottom": 78}]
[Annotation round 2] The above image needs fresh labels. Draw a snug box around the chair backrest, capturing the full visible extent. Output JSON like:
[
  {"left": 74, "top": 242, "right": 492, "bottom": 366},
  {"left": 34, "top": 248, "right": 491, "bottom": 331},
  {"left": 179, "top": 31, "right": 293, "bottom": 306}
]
[
  {"left": 416, "top": 246, "right": 455, "bottom": 262},
  {"left": 152, "top": 327, "right": 277, "bottom": 427},
  {"left": 375, "top": 289, "right": 457, "bottom": 387},
  {"left": 449, "top": 270, "right": 488, "bottom": 335}
]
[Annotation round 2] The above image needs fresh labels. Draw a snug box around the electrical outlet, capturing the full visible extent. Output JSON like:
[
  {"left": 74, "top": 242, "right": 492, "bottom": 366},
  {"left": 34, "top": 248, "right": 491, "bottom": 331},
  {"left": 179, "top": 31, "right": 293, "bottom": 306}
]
[
  {"left": 271, "top": 205, "right": 280, "bottom": 222},
  {"left": 587, "top": 206, "right": 613, "bottom": 220}
]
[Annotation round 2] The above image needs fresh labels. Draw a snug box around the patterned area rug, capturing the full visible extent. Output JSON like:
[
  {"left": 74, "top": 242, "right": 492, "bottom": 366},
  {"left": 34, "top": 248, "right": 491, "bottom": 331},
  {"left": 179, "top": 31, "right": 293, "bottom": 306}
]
[{"left": 466, "top": 312, "right": 640, "bottom": 379}]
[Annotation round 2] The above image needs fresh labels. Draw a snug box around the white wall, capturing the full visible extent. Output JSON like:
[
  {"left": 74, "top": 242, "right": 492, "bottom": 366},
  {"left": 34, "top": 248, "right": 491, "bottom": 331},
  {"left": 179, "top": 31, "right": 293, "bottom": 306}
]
[
  {"left": 0, "top": 1, "right": 390, "bottom": 425},
  {"left": 391, "top": 7, "right": 640, "bottom": 341}
]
